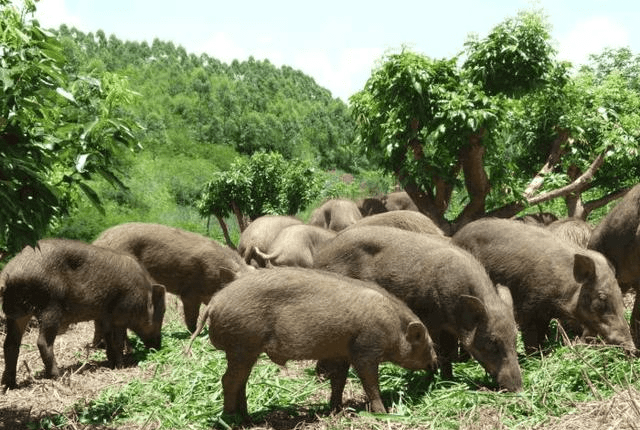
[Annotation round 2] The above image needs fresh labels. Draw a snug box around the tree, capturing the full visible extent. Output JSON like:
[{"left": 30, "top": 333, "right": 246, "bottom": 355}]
[
  {"left": 0, "top": 0, "right": 139, "bottom": 257},
  {"left": 351, "top": 9, "right": 640, "bottom": 233},
  {"left": 196, "top": 152, "right": 320, "bottom": 247}
]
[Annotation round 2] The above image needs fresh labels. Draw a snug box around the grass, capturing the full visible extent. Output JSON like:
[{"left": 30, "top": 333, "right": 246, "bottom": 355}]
[{"left": 39, "top": 314, "right": 639, "bottom": 430}]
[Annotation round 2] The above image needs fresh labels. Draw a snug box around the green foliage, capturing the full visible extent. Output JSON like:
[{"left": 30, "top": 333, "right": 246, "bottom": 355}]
[
  {"left": 53, "top": 26, "right": 362, "bottom": 172},
  {"left": 0, "top": 0, "right": 139, "bottom": 254},
  {"left": 464, "top": 9, "right": 557, "bottom": 96},
  {"left": 197, "top": 152, "right": 321, "bottom": 222},
  {"left": 350, "top": 48, "right": 498, "bottom": 196}
]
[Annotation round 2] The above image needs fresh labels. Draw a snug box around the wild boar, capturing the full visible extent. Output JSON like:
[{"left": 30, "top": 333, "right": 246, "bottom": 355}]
[
  {"left": 308, "top": 199, "right": 362, "bottom": 231},
  {"left": 253, "top": 224, "right": 336, "bottom": 267},
  {"left": 187, "top": 267, "right": 437, "bottom": 416},
  {"left": 383, "top": 191, "right": 419, "bottom": 212},
  {"left": 514, "top": 212, "right": 558, "bottom": 225},
  {"left": 1, "top": 239, "right": 166, "bottom": 389},
  {"left": 546, "top": 217, "right": 593, "bottom": 248},
  {"left": 453, "top": 218, "right": 634, "bottom": 353},
  {"left": 237, "top": 215, "right": 303, "bottom": 267},
  {"left": 589, "top": 184, "right": 640, "bottom": 346},
  {"left": 313, "top": 226, "right": 522, "bottom": 392},
  {"left": 345, "top": 210, "right": 446, "bottom": 236},
  {"left": 93, "top": 222, "right": 250, "bottom": 333},
  {"left": 357, "top": 196, "right": 388, "bottom": 216}
]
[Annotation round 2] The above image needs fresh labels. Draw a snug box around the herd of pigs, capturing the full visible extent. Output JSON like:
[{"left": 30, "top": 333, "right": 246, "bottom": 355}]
[{"left": 2, "top": 185, "right": 640, "bottom": 419}]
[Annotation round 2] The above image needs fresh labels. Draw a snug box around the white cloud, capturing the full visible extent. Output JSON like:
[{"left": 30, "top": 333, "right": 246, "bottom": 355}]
[
  {"left": 558, "top": 16, "right": 629, "bottom": 68},
  {"left": 293, "top": 47, "right": 382, "bottom": 102},
  {"left": 33, "top": 0, "right": 82, "bottom": 29},
  {"left": 198, "top": 32, "right": 247, "bottom": 65}
]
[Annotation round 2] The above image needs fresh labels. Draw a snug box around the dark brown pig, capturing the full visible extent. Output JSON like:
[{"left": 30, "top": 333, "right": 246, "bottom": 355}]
[
  {"left": 313, "top": 226, "right": 522, "bottom": 392},
  {"left": 357, "top": 196, "right": 388, "bottom": 216},
  {"left": 187, "top": 267, "right": 437, "bottom": 417},
  {"left": 546, "top": 217, "right": 593, "bottom": 248},
  {"left": 237, "top": 215, "right": 303, "bottom": 267},
  {"left": 589, "top": 184, "right": 640, "bottom": 346},
  {"left": 1, "top": 239, "right": 166, "bottom": 389},
  {"left": 308, "top": 199, "right": 362, "bottom": 231},
  {"left": 453, "top": 218, "right": 634, "bottom": 353},
  {"left": 383, "top": 191, "right": 419, "bottom": 212},
  {"left": 93, "top": 222, "right": 251, "bottom": 333},
  {"left": 346, "top": 210, "right": 446, "bottom": 236},
  {"left": 253, "top": 224, "right": 336, "bottom": 267}
]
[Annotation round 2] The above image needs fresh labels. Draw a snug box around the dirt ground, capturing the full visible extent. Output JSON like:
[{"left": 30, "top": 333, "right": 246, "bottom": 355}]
[{"left": 1, "top": 295, "right": 640, "bottom": 430}]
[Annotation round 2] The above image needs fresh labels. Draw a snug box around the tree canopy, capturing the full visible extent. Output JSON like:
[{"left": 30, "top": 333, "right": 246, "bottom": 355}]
[
  {"left": 0, "top": 0, "right": 139, "bottom": 256},
  {"left": 351, "top": 9, "right": 640, "bottom": 233}
]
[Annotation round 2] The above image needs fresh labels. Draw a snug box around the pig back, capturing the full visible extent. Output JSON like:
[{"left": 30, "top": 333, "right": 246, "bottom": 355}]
[
  {"left": 314, "top": 226, "right": 495, "bottom": 325},
  {"left": 588, "top": 184, "right": 640, "bottom": 286},
  {"left": 205, "top": 267, "right": 426, "bottom": 362},
  {"left": 237, "top": 215, "right": 303, "bottom": 265},
  {"left": 94, "top": 222, "right": 246, "bottom": 297},
  {"left": 345, "top": 210, "right": 446, "bottom": 236},
  {"left": 2, "top": 239, "right": 155, "bottom": 323}
]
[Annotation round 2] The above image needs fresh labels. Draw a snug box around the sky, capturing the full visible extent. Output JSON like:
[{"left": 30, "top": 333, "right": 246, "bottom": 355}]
[{"left": 32, "top": 0, "right": 640, "bottom": 103}]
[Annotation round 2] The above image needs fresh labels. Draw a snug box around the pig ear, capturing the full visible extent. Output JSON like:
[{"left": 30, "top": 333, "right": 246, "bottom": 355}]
[
  {"left": 219, "top": 267, "right": 238, "bottom": 285},
  {"left": 405, "top": 321, "right": 427, "bottom": 345},
  {"left": 573, "top": 254, "right": 596, "bottom": 284},
  {"left": 455, "top": 295, "right": 488, "bottom": 333}
]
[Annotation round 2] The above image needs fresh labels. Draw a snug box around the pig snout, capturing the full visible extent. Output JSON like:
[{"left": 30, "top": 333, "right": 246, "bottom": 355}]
[
  {"left": 582, "top": 320, "right": 636, "bottom": 355},
  {"left": 495, "top": 362, "right": 523, "bottom": 392}
]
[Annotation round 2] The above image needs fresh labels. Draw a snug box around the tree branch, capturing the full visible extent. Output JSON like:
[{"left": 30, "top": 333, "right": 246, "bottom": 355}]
[
  {"left": 523, "top": 129, "right": 569, "bottom": 199},
  {"left": 527, "top": 151, "right": 606, "bottom": 206},
  {"left": 583, "top": 186, "right": 632, "bottom": 214}
]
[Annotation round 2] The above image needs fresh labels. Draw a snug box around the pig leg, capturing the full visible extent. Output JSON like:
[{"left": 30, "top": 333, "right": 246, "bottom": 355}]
[
  {"left": 351, "top": 359, "right": 385, "bottom": 413},
  {"left": 222, "top": 351, "right": 259, "bottom": 418},
  {"left": 438, "top": 331, "right": 458, "bottom": 380},
  {"left": 1, "top": 315, "right": 31, "bottom": 389},
  {"left": 180, "top": 295, "right": 201, "bottom": 333},
  {"left": 521, "top": 319, "right": 549, "bottom": 353},
  {"left": 91, "top": 320, "right": 105, "bottom": 348},
  {"left": 317, "top": 359, "right": 350, "bottom": 411},
  {"left": 104, "top": 325, "right": 126, "bottom": 369},
  {"left": 631, "top": 289, "right": 640, "bottom": 348},
  {"left": 36, "top": 318, "right": 61, "bottom": 378}
]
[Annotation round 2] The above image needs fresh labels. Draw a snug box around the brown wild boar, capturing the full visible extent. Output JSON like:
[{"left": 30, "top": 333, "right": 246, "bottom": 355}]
[
  {"left": 1, "top": 239, "right": 166, "bottom": 389},
  {"left": 93, "top": 222, "right": 250, "bottom": 333},
  {"left": 345, "top": 210, "right": 446, "bottom": 236},
  {"left": 383, "top": 191, "right": 419, "bottom": 212},
  {"left": 453, "top": 218, "right": 634, "bottom": 353},
  {"left": 588, "top": 184, "right": 640, "bottom": 346},
  {"left": 308, "top": 199, "right": 362, "bottom": 231},
  {"left": 253, "top": 224, "right": 336, "bottom": 267},
  {"left": 356, "top": 196, "right": 388, "bottom": 216},
  {"left": 237, "top": 215, "right": 303, "bottom": 267},
  {"left": 187, "top": 267, "right": 437, "bottom": 417},
  {"left": 546, "top": 217, "right": 593, "bottom": 248},
  {"left": 313, "top": 226, "right": 522, "bottom": 392}
]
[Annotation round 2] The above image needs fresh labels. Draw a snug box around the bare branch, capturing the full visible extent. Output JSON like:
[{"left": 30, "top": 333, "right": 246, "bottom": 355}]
[
  {"left": 528, "top": 152, "right": 606, "bottom": 206},
  {"left": 523, "top": 130, "right": 569, "bottom": 199},
  {"left": 583, "top": 186, "right": 632, "bottom": 214}
]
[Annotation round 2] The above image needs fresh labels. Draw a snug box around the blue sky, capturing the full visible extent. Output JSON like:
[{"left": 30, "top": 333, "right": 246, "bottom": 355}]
[{"left": 33, "top": 0, "right": 639, "bottom": 103}]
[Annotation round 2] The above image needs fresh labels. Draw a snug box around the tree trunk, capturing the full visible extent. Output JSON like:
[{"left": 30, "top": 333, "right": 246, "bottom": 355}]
[
  {"left": 215, "top": 215, "right": 236, "bottom": 249},
  {"left": 452, "top": 133, "right": 491, "bottom": 231},
  {"left": 231, "top": 201, "right": 249, "bottom": 232}
]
